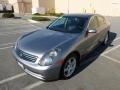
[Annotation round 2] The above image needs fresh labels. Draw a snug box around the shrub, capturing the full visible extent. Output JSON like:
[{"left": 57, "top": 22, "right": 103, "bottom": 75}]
[
  {"left": 32, "top": 16, "right": 50, "bottom": 21},
  {"left": 33, "top": 13, "right": 64, "bottom": 17},
  {"left": 45, "top": 13, "right": 64, "bottom": 17},
  {"left": 2, "top": 13, "right": 15, "bottom": 18},
  {"left": 33, "top": 13, "right": 41, "bottom": 16}
]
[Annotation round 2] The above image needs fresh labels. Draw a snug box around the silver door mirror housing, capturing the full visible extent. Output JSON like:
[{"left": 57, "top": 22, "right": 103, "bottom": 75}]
[{"left": 88, "top": 29, "right": 97, "bottom": 33}]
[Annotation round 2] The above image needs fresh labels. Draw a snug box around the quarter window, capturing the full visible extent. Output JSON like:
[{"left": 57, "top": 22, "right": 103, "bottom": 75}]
[
  {"left": 97, "top": 16, "right": 105, "bottom": 26},
  {"left": 88, "top": 16, "right": 99, "bottom": 30}
]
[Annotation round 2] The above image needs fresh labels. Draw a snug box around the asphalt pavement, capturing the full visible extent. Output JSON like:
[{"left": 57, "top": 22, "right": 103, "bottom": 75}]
[{"left": 0, "top": 17, "right": 120, "bottom": 90}]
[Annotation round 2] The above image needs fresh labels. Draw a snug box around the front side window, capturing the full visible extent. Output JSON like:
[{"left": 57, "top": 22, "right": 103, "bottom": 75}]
[{"left": 48, "top": 16, "right": 89, "bottom": 33}]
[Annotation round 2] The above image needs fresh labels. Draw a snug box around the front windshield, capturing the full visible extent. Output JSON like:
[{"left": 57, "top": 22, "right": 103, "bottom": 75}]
[{"left": 47, "top": 16, "right": 89, "bottom": 33}]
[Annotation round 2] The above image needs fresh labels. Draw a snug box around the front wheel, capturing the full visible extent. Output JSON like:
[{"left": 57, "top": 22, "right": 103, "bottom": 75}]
[{"left": 61, "top": 53, "right": 78, "bottom": 79}]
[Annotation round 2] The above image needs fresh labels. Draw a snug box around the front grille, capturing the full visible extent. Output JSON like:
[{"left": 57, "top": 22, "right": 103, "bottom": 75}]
[{"left": 16, "top": 48, "right": 38, "bottom": 63}]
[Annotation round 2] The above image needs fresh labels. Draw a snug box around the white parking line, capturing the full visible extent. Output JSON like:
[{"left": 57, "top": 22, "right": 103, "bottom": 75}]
[
  {"left": 0, "top": 42, "right": 15, "bottom": 46},
  {"left": 114, "top": 37, "right": 120, "bottom": 41},
  {"left": 0, "top": 73, "right": 26, "bottom": 85},
  {"left": 102, "top": 45, "right": 120, "bottom": 55},
  {"left": 30, "top": 24, "right": 42, "bottom": 29},
  {"left": 102, "top": 54, "right": 120, "bottom": 64},
  {"left": 0, "top": 27, "right": 41, "bottom": 36},
  {"left": 28, "top": 19, "right": 39, "bottom": 23},
  {"left": 0, "top": 30, "right": 34, "bottom": 36},
  {"left": 22, "top": 81, "right": 44, "bottom": 90},
  {"left": 0, "top": 23, "right": 30, "bottom": 26},
  {"left": 0, "top": 46, "right": 13, "bottom": 50}
]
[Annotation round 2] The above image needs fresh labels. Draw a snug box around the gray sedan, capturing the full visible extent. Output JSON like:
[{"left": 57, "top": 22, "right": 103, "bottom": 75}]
[{"left": 12, "top": 14, "right": 110, "bottom": 81}]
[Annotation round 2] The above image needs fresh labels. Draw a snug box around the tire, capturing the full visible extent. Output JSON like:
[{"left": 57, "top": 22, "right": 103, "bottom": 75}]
[
  {"left": 60, "top": 53, "right": 78, "bottom": 79},
  {"left": 102, "top": 31, "right": 110, "bottom": 45}
]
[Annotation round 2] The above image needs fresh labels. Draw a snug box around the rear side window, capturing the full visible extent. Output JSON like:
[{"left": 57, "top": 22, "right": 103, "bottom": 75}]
[
  {"left": 88, "top": 16, "right": 99, "bottom": 30},
  {"left": 97, "top": 16, "right": 105, "bottom": 26}
]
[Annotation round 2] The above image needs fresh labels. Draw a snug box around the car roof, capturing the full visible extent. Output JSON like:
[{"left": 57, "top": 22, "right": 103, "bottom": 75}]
[{"left": 63, "top": 13, "right": 100, "bottom": 18}]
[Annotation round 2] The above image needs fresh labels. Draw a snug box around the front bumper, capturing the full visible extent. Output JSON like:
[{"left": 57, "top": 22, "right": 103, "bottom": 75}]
[{"left": 12, "top": 49, "right": 61, "bottom": 81}]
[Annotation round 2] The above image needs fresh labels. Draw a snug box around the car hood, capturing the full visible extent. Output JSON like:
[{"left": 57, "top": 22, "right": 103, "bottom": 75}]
[{"left": 18, "top": 29, "right": 78, "bottom": 55}]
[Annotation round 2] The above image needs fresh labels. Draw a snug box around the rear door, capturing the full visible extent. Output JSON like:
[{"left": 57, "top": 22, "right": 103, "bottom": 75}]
[
  {"left": 85, "top": 16, "right": 99, "bottom": 52},
  {"left": 96, "top": 15, "right": 109, "bottom": 42}
]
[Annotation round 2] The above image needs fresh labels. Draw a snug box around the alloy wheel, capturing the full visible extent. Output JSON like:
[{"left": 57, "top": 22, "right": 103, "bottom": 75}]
[{"left": 63, "top": 57, "right": 77, "bottom": 78}]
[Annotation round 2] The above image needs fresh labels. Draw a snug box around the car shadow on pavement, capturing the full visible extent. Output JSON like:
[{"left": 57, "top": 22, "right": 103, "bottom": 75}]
[{"left": 73, "top": 31, "right": 117, "bottom": 78}]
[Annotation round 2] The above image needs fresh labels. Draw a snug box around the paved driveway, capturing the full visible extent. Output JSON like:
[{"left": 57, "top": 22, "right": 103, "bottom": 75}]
[{"left": 0, "top": 17, "right": 120, "bottom": 90}]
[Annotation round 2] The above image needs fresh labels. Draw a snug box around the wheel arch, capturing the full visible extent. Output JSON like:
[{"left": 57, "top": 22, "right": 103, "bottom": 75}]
[
  {"left": 59, "top": 50, "right": 81, "bottom": 79},
  {"left": 64, "top": 50, "right": 81, "bottom": 64}
]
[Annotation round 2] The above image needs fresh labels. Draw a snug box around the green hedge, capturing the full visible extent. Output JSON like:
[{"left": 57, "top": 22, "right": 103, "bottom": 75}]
[
  {"left": 33, "top": 13, "right": 64, "bottom": 17},
  {"left": 32, "top": 16, "right": 50, "bottom": 21},
  {"left": 2, "top": 13, "right": 15, "bottom": 18},
  {"left": 45, "top": 13, "right": 64, "bottom": 17},
  {"left": 33, "top": 13, "right": 41, "bottom": 16}
]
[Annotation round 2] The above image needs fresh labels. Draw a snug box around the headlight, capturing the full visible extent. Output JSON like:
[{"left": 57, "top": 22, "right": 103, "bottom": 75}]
[{"left": 39, "top": 49, "right": 59, "bottom": 66}]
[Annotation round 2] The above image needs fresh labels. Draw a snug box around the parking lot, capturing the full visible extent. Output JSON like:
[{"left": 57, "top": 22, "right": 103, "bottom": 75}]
[{"left": 0, "top": 17, "right": 120, "bottom": 90}]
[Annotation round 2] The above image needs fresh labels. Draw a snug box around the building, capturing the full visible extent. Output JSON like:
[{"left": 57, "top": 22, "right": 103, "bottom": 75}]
[
  {"left": 54, "top": 0, "right": 120, "bottom": 16},
  {"left": 8, "top": 0, "right": 32, "bottom": 13},
  {"left": 0, "top": 0, "right": 120, "bottom": 16},
  {"left": 0, "top": 0, "right": 32, "bottom": 13}
]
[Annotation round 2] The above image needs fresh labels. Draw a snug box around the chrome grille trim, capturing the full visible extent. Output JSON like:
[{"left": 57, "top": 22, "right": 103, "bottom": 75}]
[{"left": 16, "top": 48, "right": 38, "bottom": 62}]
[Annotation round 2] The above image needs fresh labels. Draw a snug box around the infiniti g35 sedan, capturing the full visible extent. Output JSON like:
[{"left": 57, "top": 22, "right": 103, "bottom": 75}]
[{"left": 12, "top": 14, "right": 110, "bottom": 81}]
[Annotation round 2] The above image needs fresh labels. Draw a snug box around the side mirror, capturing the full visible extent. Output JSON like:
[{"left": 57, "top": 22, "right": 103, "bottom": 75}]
[{"left": 88, "top": 29, "right": 97, "bottom": 33}]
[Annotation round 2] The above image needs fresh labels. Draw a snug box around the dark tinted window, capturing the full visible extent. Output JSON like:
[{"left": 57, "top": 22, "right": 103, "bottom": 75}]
[
  {"left": 48, "top": 16, "right": 89, "bottom": 33},
  {"left": 48, "top": 17, "right": 67, "bottom": 31},
  {"left": 66, "top": 17, "right": 88, "bottom": 33},
  {"left": 88, "top": 16, "right": 99, "bottom": 30}
]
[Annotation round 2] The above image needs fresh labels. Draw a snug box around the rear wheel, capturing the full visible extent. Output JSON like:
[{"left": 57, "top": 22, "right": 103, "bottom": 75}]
[{"left": 61, "top": 53, "right": 78, "bottom": 79}]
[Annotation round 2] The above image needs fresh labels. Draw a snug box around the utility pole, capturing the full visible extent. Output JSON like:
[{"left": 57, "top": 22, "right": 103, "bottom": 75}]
[
  {"left": 67, "top": 0, "right": 69, "bottom": 14},
  {"left": 20, "top": 0, "right": 25, "bottom": 15}
]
